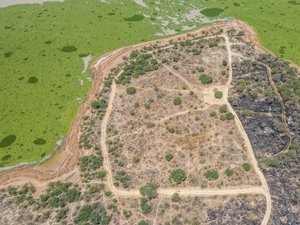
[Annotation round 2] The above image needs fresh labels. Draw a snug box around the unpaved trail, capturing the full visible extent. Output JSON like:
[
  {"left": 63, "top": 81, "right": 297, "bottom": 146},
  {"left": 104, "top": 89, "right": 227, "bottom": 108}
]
[{"left": 223, "top": 34, "right": 272, "bottom": 225}]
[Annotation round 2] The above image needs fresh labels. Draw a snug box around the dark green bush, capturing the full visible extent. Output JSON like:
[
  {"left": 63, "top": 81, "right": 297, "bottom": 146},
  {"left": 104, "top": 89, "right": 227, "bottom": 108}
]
[
  {"left": 199, "top": 74, "right": 213, "bottom": 84},
  {"left": 139, "top": 183, "right": 159, "bottom": 199},
  {"left": 140, "top": 198, "right": 152, "bottom": 214},
  {"left": 219, "top": 104, "right": 227, "bottom": 113},
  {"left": 171, "top": 193, "right": 180, "bottom": 202},
  {"left": 165, "top": 152, "right": 174, "bottom": 161},
  {"left": 242, "top": 163, "right": 251, "bottom": 171},
  {"left": 225, "top": 168, "right": 233, "bottom": 177},
  {"left": 126, "top": 87, "right": 136, "bottom": 95},
  {"left": 204, "top": 169, "right": 219, "bottom": 180},
  {"left": 173, "top": 97, "right": 182, "bottom": 105},
  {"left": 170, "top": 169, "right": 187, "bottom": 184}
]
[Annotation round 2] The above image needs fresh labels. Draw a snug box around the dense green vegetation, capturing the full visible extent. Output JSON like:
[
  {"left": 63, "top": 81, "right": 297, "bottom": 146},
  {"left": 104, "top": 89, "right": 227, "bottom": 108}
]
[{"left": 1, "top": 0, "right": 299, "bottom": 167}]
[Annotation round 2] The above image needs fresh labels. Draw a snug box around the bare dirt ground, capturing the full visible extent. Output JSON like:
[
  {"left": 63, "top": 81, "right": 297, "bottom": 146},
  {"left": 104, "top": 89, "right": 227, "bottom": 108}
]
[{"left": 0, "top": 19, "right": 272, "bottom": 224}]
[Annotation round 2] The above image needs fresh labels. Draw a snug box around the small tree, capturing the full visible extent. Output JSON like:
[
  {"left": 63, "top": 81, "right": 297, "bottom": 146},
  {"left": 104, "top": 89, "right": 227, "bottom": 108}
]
[
  {"left": 126, "top": 87, "right": 136, "bottom": 95},
  {"left": 171, "top": 193, "right": 181, "bottom": 202},
  {"left": 219, "top": 104, "right": 227, "bottom": 113},
  {"left": 242, "top": 109, "right": 254, "bottom": 117},
  {"left": 226, "top": 112, "right": 234, "bottom": 120},
  {"left": 173, "top": 97, "right": 182, "bottom": 106},
  {"left": 220, "top": 114, "right": 226, "bottom": 121},
  {"left": 140, "top": 198, "right": 152, "bottom": 214},
  {"left": 214, "top": 91, "right": 223, "bottom": 99},
  {"left": 204, "top": 169, "right": 219, "bottom": 180},
  {"left": 139, "top": 183, "right": 159, "bottom": 199},
  {"left": 210, "top": 111, "right": 217, "bottom": 117},
  {"left": 199, "top": 74, "right": 213, "bottom": 84},
  {"left": 165, "top": 152, "right": 174, "bottom": 161},
  {"left": 225, "top": 168, "right": 233, "bottom": 177},
  {"left": 243, "top": 163, "right": 252, "bottom": 171},
  {"left": 171, "top": 169, "right": 187, "bottom": 184}
]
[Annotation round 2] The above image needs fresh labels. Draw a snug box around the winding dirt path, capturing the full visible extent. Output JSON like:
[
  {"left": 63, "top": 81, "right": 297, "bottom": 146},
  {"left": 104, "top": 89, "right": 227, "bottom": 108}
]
[{"left": 222, "top": 35, "right": 272, "bottom": 225}]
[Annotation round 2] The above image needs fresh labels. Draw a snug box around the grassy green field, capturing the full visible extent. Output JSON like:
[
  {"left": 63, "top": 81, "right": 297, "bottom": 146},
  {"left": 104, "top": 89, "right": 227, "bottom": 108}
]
[{"left": 0, "top": 0, "right": 299, "bottom": 167}]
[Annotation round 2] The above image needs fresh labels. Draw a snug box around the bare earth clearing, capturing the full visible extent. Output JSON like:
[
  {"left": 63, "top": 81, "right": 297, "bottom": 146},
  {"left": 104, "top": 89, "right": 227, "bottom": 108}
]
[{"left": 0, "top": 20, "right": 276, "bottom": 224}]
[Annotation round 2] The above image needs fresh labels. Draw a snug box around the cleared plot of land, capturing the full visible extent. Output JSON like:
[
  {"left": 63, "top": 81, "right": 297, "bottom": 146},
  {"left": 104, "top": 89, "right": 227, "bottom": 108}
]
[{"left": 106, "top": 36, "right": 260, "bottom": 189}]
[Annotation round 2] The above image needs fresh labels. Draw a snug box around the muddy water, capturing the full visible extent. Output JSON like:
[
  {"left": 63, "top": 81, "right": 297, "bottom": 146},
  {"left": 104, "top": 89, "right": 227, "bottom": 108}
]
[{"left": 0, "top": 0, "right": 64, "bottom": 8}]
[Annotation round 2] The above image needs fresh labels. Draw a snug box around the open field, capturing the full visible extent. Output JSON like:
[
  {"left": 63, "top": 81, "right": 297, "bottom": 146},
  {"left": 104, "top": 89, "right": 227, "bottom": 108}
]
[
  {"left": 106, "top": 37, "right": 260, "bottom": 189},
  {"left": 1, "top": 0, "right": 300, "bottom": 167}
]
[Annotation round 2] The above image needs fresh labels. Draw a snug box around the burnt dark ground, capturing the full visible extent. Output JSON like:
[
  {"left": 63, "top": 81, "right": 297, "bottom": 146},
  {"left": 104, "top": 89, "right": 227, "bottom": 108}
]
[
  {"left": 206, "top": 195, "right": 266, "bottom": 225},
  {"left": 230, "top": 53, "right": 300, "bottom": 224}
]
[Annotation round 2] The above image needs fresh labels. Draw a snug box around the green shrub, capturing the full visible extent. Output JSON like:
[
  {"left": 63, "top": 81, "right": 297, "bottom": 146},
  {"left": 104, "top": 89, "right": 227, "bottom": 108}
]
[
  {"left": 219, "top": 104, "right": 227, "bottom": 113},
  {"left": 138, "top": 221, "right": 149, "bottom": 225},
  {"left": 165, "top": 152, "right": 174, "bottom": 161},
  {"left": 242, "top": 163, "right": 252, "bottom": 171},
  {"left": 114, "top": 171, "right": 130, "bottom": 188},
  {"left": 56, "top": 209, "right": 67, "bottom": 221},
  {"left": 173, "top": 97, "right": 182, "bottom": 105},
  {"left": 66, "top": 188, "right": 81, "bottom": 203},
  {"left": 144, "top": 103, "right": 150, "bottom": 109},
  {"left": 167, "top": 127, "right": 175, "bottom": 133},
  {"left": 210, "top": 111, "right": 217, "bottom": 117},
  {"left": 91, "top": 99, "right": 108, "bottom": 110},
  {"left": 171, "top": 193, "right": 180, "bottom": 202},
  {"left": 126, "top": 87, "right": 136, "bottom": 95},
  {"left": 226, "top": 112, "right": 234, "bottom": 120},
  {"left": 242, "top": 109, "right": 254, "bottom": 117},
  {"left": 140, "top": 198, "right": 152, "bottom": 214},
  {"left": 204, "top": 169, "right": 219, "bottom": 180},
  {"left": 214, "top": 91, "right": 223, "bottom": 99},
  {"left": 236, "top": 80, "right": 246, "bottom": 92},
  {"left": 199, "top": 74, "right": 213, "bottom": 84},
  {"left": 48, "top": 196, "right": 59, "bottom": 208},
  {"left": 222, "top": 59, "right": 228, "bottom": 66},
  {"left": 227, "top": 96, "right": 234, "bottom": 102},
  {"left": 220, "top": 114, "right": 226, "bottom": 121},
  {"left": 225, "top": 168, "right": 233, "bottom": 177},
  {"left": 170, "top": 169, "right": 187, "bottom": 184},
  {"left": 139, "top": 183, "right": 159, "bottom": 199}
]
